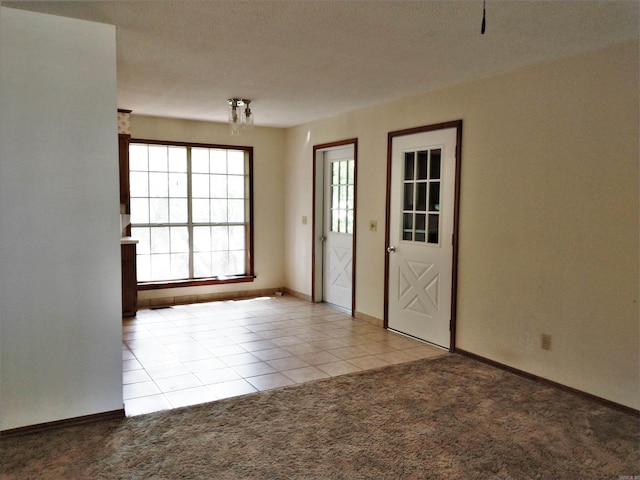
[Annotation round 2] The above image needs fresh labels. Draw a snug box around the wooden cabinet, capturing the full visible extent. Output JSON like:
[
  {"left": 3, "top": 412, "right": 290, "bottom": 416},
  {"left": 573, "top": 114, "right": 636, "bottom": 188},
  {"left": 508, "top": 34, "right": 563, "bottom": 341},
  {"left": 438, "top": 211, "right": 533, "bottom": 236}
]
[
  {"left": 118, "top": 134, "right": 130, "bottom": 206},
  {"left": 121, "top": 241, "right": 137, "bottom": 317}
]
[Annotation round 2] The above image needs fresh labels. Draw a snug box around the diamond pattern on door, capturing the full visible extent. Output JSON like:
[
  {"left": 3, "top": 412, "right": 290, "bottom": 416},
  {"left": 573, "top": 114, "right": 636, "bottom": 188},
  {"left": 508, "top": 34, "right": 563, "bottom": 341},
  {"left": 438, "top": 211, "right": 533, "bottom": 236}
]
[
  {"left": 329, "top": 246, "right": 352, "bottom": 288},
  {"left": 397, "top": 259, "right": 439, "bottom": 317}
]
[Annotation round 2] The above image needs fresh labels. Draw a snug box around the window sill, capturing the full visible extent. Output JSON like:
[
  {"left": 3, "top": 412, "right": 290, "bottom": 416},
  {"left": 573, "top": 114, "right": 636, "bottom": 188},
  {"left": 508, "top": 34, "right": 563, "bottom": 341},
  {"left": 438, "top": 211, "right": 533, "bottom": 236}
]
[{"left": 138, "top": 275, "right": 255, "bottom": 291}]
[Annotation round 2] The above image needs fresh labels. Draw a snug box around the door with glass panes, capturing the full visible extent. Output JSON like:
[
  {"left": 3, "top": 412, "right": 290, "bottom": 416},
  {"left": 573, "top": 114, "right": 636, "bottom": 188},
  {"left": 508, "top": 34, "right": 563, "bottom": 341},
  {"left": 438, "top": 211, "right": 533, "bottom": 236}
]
[
  {"left": 323, "top": 148, "right": 354, "bottom": 310},
  {"left": 387, "top": 126, "right": 458, "bottom": 349}
]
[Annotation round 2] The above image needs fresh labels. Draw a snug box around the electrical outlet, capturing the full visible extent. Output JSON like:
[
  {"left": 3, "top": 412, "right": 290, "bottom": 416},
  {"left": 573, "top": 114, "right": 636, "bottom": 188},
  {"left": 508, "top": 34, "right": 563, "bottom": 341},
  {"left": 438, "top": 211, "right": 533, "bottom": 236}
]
[
  {"left": 541, "top": 333, "right": 552, "bottom": 350},
  {"left": 369, "top": 220, "right": 377, "bottom": 232}
]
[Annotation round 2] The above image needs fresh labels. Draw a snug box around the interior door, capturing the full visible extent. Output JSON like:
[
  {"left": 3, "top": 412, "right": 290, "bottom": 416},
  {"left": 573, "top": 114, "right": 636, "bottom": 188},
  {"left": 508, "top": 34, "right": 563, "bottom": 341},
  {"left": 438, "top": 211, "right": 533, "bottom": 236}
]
[
  {"left": 386, "top": 125, "right": 459, "bottom": 349},
  {"left": 322, "top": 148, "right": 354, "bottom": 310}
]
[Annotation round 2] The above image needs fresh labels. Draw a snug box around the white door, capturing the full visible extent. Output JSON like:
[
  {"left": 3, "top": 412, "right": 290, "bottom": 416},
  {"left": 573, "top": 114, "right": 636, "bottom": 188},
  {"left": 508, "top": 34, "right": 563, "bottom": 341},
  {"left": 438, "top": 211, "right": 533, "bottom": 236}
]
[
  {"left": 323, "top": 148, "right": 354, "bottom": 310},
  {"left": 387, "top": 127, "right": 458, "bottom": 348}
]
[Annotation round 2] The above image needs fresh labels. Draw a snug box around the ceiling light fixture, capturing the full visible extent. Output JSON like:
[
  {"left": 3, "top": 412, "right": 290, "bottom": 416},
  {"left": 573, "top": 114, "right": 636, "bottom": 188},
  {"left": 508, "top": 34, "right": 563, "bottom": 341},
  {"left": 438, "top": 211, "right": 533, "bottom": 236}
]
[{"left": 228, "top": 98, "right": 253, "bottom": 136}]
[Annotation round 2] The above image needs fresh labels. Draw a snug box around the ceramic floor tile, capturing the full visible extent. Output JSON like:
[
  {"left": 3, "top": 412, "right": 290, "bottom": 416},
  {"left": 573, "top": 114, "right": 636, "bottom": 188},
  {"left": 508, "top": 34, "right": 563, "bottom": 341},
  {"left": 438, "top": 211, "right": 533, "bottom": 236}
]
[
  {"left": 195, "top": 367, "right": 243, "bottom": 385},
  {"left": 124, "top": 295, "right": 447, "bottom": 417},
  {"left": 154, "top": 373, "right": 203, "bottom": 392},
  {"left": 231, "top": 362, "right": 277, "bottom": 378},
  {"left": 252, "top": 347, "right": 293, "bottom": 361},
  {"left": 347, "top": 355, "right": 390, "bottom": 370},
  {"left": 219, "top": 352, "right": 261, "bottom": 367},
  {"left": 123, "top": 358, "right": 143, "bottom": 371},
  {"left": 316, "top": 360, "right": 363, "bottom": 377},
  {"left": 266, "top": 356, "right": 311, "bottom": 371},
  {"left": 124, "top": 394, "right": 172, "bottom": 416},
  {"left": 282, "top": 366, "right": 330, "bottom": 383},
  {"left": 208, "top": 379, "right": 257, "bottom": 399},
  {"left": 246, "top": 372, "right": 296, "bottom": 391},
  {"left": 164, "top": 386, "right": 217, "bottom": 408},
  {"left": 146, "top": 363, "right": 192, "bottom": 379},
  {"left": 123, "top": 369, "right": 152, "bottom": 384},
  {"left": 123, "top": 381, "right": 161, "bottom": 400}
]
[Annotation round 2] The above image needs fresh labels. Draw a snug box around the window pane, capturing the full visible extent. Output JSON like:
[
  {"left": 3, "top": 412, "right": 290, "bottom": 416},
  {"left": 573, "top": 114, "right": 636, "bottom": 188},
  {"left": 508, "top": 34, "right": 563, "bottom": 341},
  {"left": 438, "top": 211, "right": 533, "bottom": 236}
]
[
  {"left": 210, "top": 149, "right": 227, "bottom": 174},
  {"left": 171, "top": 253, "right": 189, "bottom": 279},
  {"left": 339, "top": 161, "right": 347, "bottom": 184},
  {"left": 227, "top": 176, "right": 244, "bottom": 198},
  {"left": 194, "top": 252, "right": 212, "bottom": 278},
  {"left": 332, "top": 162, "right": 339, "bottom": 185},
  {"left": 149, "top": 198, "right": 169, "bottom": 223},
  {"left": 228, "top": 250, "right": 245, "bottom": 275},
  {"left": 211, "top": 226, "right": 229, "bottom": 251},
  {"left": 332, "top": 210, "right": 339, "bottom": 232},
  {"left": 191, "top": 148, "right": 209, "bottom": 173},
  {"left": 129, "top": 144, "right": 148, "bottom": 171},
  {"left": 211, "top": 252, "right": 229, "bottom": 275},
  {"left": 129, "top": 171, "right": 148, "bottom": 197},
  {"left": 169, "top": 172, "right": 187, "bottom": 197},
  {"left": 429, "top": 182, "right": 440, "bottom": 212},
  {"left": 229, "top": 226, "right": 245, "bottom": 250},
  {"left": 403, "top": 183, "right": 414, "bottom": 211},
  {"left": 170, "top": 227, "right": 189, "bottom": 253},
  {"left": 228, "top": 199, "right": 245, "bottom": 223},
  {"left": 210, "top": 175, "right": 228, "bottom": 198},
  {"left": 150, "top": 253, "right": 171, "bottom": 281},
  {"left": 149, "top": 145, "right": 168, "bottom": 171},
  {"left": 346, "top": 211, "right": 353, "bottom": 235},
  {"left": 168, "top": 198, "right": 188, "bottom": 223},
  {"left": 149, "top": 172, "right": 168, "bottom": 197},
  {"left": 192, "top": 198, "right": 210, "bottom": 223},
  {"left": 417, "top": 151, "right": 428, "bottom": 180},
  {"left": 168, "top": 146, "right": 187, "bottom": 172},
  {"left": 403, "top": 213, "right": 413, "bottom": 241},
  {"left": 193, "top": 226, "right": 211, "bottom": 252},
  {"left": 430, "top": 149, "right": 441, "bottom": 179},
  {"left": 416, "top": 182, "right": 427, "bottom": 212},
  {"left": 227, "top": 151, "right": 244, "bottom": 174},
  {"left": 150, "top": 227, "right": 171, "bottom": 254},
  {"left": 210, "top": 199, "right": 228, "bottom": 223},
  {"left": 136, "top": 254, "right": 151, "bottom": 282},
  {"left": 347, "top": 185, "right": 354, "bottom": 209},
  {"left": 415, "top": 214, "right": 426, "bottom": 242},
  {"left": 347, "top": 160, "right": 355, "bottom": 184},
  {"left": 404, "top": 152, "right": 415, "bottom": 181},
  {"left": 130, "top": 198, "right": 149, "bottom": 224},
  {"left": 131, "top": 227, "right": 150, "bottom": 255},
  {"left": 428, "top": 214, "right": 439, "bottom": 244},
  {"left": 192, "top": 174, "right": 210, "bottom": 198}
]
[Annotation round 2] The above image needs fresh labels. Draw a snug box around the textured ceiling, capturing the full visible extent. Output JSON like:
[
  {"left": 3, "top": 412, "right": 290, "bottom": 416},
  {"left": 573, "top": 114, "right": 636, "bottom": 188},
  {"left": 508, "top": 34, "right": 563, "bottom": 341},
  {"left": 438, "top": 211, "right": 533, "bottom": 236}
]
[{"left": 3, "top": 1, "right": 639, "bottom": 127}]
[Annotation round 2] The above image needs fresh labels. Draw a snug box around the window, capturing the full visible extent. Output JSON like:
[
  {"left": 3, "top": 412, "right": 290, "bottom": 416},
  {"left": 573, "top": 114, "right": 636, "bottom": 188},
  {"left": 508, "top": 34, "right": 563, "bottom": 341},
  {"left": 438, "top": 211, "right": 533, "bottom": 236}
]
[
  {"left": 330, "top": 159, "right": 355, "bottom": 234},
  {"left": 129, "top": 140, "right": 253, "bottom": 287},
  {"left": 402, "top": 148, "right": 441, "bottom": 244}
]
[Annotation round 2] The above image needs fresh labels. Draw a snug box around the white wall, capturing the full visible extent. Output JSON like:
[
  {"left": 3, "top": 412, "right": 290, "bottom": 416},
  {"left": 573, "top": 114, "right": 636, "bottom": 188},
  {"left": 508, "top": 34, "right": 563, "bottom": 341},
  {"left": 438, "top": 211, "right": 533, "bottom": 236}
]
[
  {"left": 130, "top": 115, "right": 286, "bottom": 304},
  {"left": 0, "top": 8, "right": 122, "bottom": 430},
  {"left": 283, "top": 42, "right": 639, "bottom": 409}
]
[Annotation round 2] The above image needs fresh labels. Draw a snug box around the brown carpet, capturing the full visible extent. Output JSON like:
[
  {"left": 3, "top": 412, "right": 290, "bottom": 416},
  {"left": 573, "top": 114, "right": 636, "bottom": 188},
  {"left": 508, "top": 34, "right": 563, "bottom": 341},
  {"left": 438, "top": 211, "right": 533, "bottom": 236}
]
[{"left": 1, "top": 354, "right": 638, "bottom": 479}]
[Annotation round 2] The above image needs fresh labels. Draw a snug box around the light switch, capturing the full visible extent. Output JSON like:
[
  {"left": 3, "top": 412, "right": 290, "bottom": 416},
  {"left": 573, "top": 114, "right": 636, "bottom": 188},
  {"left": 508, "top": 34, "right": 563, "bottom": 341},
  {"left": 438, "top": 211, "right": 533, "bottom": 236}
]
[
  {"left": 369, "top": 220, "right": 377, "bottom": 232},
  {"left": 302, "top": 216, "right": 308, "bottom": 225}
]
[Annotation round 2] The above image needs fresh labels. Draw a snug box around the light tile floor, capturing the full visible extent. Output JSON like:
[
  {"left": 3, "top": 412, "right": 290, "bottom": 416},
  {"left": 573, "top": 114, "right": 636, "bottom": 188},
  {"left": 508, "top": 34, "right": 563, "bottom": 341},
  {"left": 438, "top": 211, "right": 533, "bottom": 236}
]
[{"left": 123, "top": 295, "right": 447, "bottom": 416}]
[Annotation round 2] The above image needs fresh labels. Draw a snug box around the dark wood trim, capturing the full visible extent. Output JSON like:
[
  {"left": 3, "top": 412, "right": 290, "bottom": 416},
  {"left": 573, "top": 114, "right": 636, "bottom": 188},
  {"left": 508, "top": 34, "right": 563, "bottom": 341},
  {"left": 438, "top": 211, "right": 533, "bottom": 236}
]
[
  {"left": 456, "top": 350, "right": 640, "bottom": 417},
  {"left": 0, "top": 409, "right": 125, "bottom": 438},
  {"left": 384, "top": 120, "right": 463, "bottom": 352},
  {"left": 138, "top": 275, "right": 255, "bottom": 290},
  {"left": 130, "top": 138, "right": 252, "bottom": 151},
  {"left": 311, "top": 138, "right": 358, "bottom": 317}
]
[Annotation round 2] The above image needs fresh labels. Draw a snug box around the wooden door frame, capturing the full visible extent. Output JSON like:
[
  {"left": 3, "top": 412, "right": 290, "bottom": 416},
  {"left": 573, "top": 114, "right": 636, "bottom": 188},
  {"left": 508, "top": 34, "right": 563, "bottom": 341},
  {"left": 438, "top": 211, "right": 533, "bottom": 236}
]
[
  {"left": 312, "top": 138, "right": 358, "bottom": 316},
  {"left": 384, "top": 121, "right": 462, "bottom": 351}
]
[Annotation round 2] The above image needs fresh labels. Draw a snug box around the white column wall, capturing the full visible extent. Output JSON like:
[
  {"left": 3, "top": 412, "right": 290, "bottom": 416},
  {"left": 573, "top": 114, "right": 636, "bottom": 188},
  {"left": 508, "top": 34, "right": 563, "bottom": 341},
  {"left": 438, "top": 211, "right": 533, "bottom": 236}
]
[{"left": 0, "top": 8, "right": 122, "bottom": 430}]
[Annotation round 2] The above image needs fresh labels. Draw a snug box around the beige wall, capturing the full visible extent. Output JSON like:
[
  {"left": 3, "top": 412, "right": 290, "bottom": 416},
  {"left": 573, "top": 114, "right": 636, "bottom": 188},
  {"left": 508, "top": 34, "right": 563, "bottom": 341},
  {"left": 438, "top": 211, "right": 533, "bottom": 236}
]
[
  {"left": 130, "top": 116, "right": 286, "bottom": 304},
  {"left": 283, "top": 41, "right": 639, "bottom": 409}
]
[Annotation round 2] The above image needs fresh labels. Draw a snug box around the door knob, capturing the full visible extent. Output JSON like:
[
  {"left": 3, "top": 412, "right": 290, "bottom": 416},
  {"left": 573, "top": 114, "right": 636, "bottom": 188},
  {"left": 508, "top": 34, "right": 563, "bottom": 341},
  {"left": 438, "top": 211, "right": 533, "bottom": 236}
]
[{"left": 387, "top": 246, "right": 396, "bottom": 253}]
